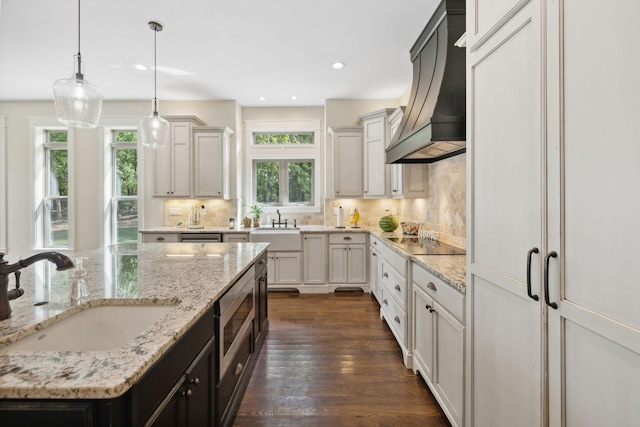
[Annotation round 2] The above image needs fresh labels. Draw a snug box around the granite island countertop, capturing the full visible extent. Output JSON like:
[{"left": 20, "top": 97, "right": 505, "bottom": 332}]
[{"left": 0, "top": 242, "right": 268, "bottom": 400}]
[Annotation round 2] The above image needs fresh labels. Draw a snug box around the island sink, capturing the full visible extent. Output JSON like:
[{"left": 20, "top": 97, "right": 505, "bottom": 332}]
[{"left": 1, "top": 304, "right": 176, "bottom": 352}]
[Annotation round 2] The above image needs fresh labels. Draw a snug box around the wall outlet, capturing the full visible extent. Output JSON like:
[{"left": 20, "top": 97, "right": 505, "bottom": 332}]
[
  {"left": 332, "top": 207, "right": 338, "bottom": 216},
  {"left": 391, "top": 207, "right": 398, "bottom": 215},
  {"left": 169, "top": 208, "right": 182, "bottom": 216}
]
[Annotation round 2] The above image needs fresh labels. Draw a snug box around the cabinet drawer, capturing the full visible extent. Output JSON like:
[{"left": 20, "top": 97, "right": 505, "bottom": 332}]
[
  {"left": 412, "top": 263, "right": 464, "bottom": 323},
  {"left": 380, "top": 259, "right": 406, "bottom": 309},
  {"left": 217, "top": 326, "right": 252, "bottom": 425},
  {"left": 377, "top": 242, "right": 407, "bottom": 277},
  {"left": 380, "top": 288, "right": 406, "bottom": 345},
  {"left": 329, "top": 233, "right": 367, "bottom": 245},
  {"left": 142, "top": 233, "right": 180, "bottom": 243}
]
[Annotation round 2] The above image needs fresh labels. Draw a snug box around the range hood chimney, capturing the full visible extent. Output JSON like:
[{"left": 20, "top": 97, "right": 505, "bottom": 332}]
[{"left": 386, "top": 0, "right": 466, "bottom": 164}]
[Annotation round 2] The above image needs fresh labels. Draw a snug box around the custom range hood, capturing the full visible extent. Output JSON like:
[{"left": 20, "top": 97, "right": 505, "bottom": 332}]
[{"left": 386, "top": 0, "right": 466, "bottom": 164}]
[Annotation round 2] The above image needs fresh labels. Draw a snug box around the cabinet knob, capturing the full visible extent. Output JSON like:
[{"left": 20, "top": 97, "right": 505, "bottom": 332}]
[
  {"left": 183, "top": 389, "right": 193, "bottom": 397},
  {"left": 426, "top": 304, "right": 431, "bottom": 310},
  {"left": 394, "top": 316, "right": 401, "bottom": 324},
  {"left": 372, "top": 252, "right": 377, "bottom": 256},
  {"left": 383, "top": 299, "right": 388, "bottom": 305},
  {"left": 429, "top": 307, "right": 435, "bottom": 313},
  {"left": 260, "top": 259, "right": 266, "bottom": 264},
  {"left": 383, "top": 272, "right": 389, "bottom": 278},
  {"left": 373, "top": 241, "right": 377, "bottom": 245},
  {"left": 427, "top": 282, "right": 437, "bottom": 291},
  {"left": 235, "top": 362, "right": 244, "bottom": 376},
  {"left": 190, "top": 377, "right": 200, "bottom": 386},
  {"left": 394, "top": 284, "right": 401, "bottom": 292}
]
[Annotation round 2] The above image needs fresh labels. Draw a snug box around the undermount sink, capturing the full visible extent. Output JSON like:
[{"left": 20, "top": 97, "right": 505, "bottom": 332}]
[
  {"left": 250, "top": 229, "right": 301, "bottom": 251},
  {"left": 1, "top": 304, "right": 176, "bottom": 352}
]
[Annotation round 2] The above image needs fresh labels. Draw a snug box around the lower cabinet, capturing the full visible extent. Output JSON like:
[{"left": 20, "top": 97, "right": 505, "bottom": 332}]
[
  {"left": 412, "top": 262, "right": 465, "bottom": 427},
  {"left": 222, "top": 233, "right": 249, "bottom": 243},
  {"left": 267, "top": 251, "right": 301, "bottom": 286},
  {"left": 302, "top": 233, "right": 326, "bottom": 285},
  {"left": 142, "top": 233, "right": 180, "bottom": 243},
  {"left": 328, "top": 233, "right": 367, "bottom": 284}
]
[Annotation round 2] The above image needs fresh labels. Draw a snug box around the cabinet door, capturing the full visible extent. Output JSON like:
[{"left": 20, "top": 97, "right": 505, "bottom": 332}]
[
  {"left": 223, "top": 234, "right": 248, "bottom": 243},
  {"left": 369, "top": 245, "right": 380, "bottom": 301},
  {"left": 346, "top": 244, "right": 366, "bottom": 283},
  {"left": 467, "top": 2, "right": 543, "bottom": 426},
  {"left": 413, "top": 286, "right": 434, "bottom": 381},
  {"left": 333, "top": 131, "right": 363, "bottom": 197},
  {"left": 546, "top": 2, "right": 640, "bottom": 425},
  {"left": 273, "top": 252, "right": 301, "bottom": 285},
  {"left": 433, "top": 301, "right": 464, "bottom": 427},
  {"left": 266, "top": 253, "right": 275, "bottom": 284},
  {"left": 363, "top": 117, "right": 387, "bottom": 198},
  {"left": 303, "top": 234, "right": 326, "bottom": 284},
  {"left": 148, "top": 380, "right": 187, "bottom": 427},
  {"left": 154, "top": 143, "right": 173, "bottom": 196},
  {"left": 171, "top": 122, "right": 192, "bottom": 197},
  {"left": 193, "top": 132, "right": 224, "bottom": 197},
  {"left": 328, "top": 245, "right": 348, "bottom": 283},
  {"left": 185, "top": 338, "right": 215, "bottom": 427}
]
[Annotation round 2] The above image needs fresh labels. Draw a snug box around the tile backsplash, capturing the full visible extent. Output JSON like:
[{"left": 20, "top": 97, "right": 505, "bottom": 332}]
[{"left": 163, "top": 154, "right": 466, "bottom": 248}]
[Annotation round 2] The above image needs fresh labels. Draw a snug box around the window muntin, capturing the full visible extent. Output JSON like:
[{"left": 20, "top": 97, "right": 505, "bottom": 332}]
[
  {"left": 111, "top": 130, "right": 138, "bottom": 244},
  {"left": 43, "top": 131, "right": 69, "bottom": 248},
  {"left": 254, "top": 159, "right": 313, "bottom": 206}
]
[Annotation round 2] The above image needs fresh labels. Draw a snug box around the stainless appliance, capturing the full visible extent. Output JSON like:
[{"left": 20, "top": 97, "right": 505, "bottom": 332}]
[
  {"left": 179, "top": 233, "right": 222, "bottom": 242},
  {"left": 386, "top": 237, "right": 465, "bottom": 256},
  {"left": 214, "top": 265, "right": 255, "bottom": 425}
]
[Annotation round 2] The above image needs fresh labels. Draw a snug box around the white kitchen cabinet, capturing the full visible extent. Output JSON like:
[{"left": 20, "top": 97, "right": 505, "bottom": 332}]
[
  {"left": 467, "top": 1, "right": 640, "bottom": 426},
  {"left": 328, "top": 126, "right": 363, "bottom": 198},
  {"left": 387, "top": 107, "right": 428, "bottom": 199},
  {"left": 222, "top": 233, "right": 248, "bottom": 243},
  {"left": 267, "top": 251, "right": 301, "bottom": 286},
  {"left": 192, "top": 127, "right": 234, "bottom": 199},
  {"left": 302, "top": 233, "right": 326, "bottom": 285},
  {"left": 154, "top": 116, "right": 206, "bottom": 197},
  {"left": 141, "top": 232, "right": 180, "bottom": 243},
  {"left": 357, "top": 109, "right": 395, "bottom": 198},
  {"left": 328, "top": 233, "right": 367, "bottom": 284},
  {"left": 413, "top": 262, "right": 464, "bottom": 427}
]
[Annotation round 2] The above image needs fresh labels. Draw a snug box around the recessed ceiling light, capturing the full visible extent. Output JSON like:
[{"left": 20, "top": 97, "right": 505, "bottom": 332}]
[
  {"left": 332, "top": 61, "right": 345, "bottom": 70},
  {"left": 259, "top": 96, "right": 266, "bottom": 101},
  {"left": 134, "top": 64, "right": 147, "bottom": 71},
  {"left": 291, "top": 96, "right": 297, "bottom": 101}
]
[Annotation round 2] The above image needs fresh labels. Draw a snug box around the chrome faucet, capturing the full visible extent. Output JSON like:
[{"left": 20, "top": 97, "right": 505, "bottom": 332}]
[{"left": 0, "top": 252, "right": 75, "bottom": 320}]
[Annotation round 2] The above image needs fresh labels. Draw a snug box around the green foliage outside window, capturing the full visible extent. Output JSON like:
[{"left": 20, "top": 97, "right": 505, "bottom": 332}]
[
  {"left": 288, "top": 162, "right": 312, "bottom": 203},
  {"left": 256, "top": 162, "right": 280, "bottom": 203},
  {"left": 254, "top": 132, "right": 314, "bottom": 145},
  {"left": 255, "top": 160, "right": 312, "bottom": 205}
]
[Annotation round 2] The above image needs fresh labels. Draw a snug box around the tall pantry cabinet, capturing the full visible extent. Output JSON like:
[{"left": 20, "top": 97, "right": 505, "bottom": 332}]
[{"left": 466, "top": 1, "right": 640, "bottom": 426}]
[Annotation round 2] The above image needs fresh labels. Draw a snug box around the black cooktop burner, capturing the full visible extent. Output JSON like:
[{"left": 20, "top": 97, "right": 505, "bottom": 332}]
[{"left": 386, "top": 237, "right": 466, "bottom": 256}]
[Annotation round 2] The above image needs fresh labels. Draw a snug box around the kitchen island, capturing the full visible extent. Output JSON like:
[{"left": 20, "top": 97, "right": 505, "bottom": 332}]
[{"left": 0, "top": 242, "right": 268, "bottom": 426}]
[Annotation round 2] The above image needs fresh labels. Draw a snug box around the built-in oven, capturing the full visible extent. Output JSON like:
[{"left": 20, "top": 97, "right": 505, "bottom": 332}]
[{"left": 214, "top": 265, "right": 255, "bottom": 425}]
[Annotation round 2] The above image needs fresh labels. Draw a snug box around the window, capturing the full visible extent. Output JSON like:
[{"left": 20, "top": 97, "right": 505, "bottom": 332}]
[
  {"left": 43, "top": 130, "right": 69, "bottom": 248},
  {"left": 245, "top": 121, "right": 322, "bottom": 212},
  {"left": 110, "top": 130, "right": 138, "bottom": 244}
]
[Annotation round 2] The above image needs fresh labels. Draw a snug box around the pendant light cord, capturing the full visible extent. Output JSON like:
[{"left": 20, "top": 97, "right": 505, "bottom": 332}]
[
  {"left": 75, "top": 0, "right": 83, "bottom": 79},
  {"left": 153, "top": 25, "right": 158, "bottom": 115}
]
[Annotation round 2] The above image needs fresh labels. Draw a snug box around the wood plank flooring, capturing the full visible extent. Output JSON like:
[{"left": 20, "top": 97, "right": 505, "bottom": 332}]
[{"left": 233, "top": 291, "right": 451, "bottom": 427}]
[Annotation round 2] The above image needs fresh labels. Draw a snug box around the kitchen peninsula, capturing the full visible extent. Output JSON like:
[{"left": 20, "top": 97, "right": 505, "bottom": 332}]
[{"left": 0, "top": 242, "right": 268, "bottom": 426}]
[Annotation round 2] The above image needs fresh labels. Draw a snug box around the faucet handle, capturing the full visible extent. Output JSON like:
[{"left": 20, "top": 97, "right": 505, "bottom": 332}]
[
  {"left": 14, "top": 271, "right": 21, "bottom": 289},
  {"left": 0, "top": 252, "right": 6, "bottom": 265}
]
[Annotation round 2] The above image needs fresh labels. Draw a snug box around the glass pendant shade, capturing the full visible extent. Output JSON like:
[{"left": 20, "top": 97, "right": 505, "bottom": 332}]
[
  {"left": 53, "top": 54, "right": 103, "bottom": 128},
  {"left": 140, "top": 101, "right": 170, "bottom": 149}
]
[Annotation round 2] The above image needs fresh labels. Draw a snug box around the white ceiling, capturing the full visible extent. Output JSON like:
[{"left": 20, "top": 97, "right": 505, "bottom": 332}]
[{"left": 0, "top": 0, "right": 439, "bottom": 106}]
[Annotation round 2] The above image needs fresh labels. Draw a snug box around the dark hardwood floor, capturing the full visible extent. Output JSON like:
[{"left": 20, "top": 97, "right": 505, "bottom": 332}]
[{"left": 233, "top": 291, "right": 451, "bottom": 427}]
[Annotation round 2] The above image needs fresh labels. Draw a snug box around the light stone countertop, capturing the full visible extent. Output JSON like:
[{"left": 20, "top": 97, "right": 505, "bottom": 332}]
[{"left": 0, "top": 242, "right": 268, "bottom": 400}]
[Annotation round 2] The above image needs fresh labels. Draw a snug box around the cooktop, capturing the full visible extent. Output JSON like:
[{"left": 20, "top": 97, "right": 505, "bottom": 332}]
[{"left": 386, "top": 237, "right": 466, "bottom": 256}]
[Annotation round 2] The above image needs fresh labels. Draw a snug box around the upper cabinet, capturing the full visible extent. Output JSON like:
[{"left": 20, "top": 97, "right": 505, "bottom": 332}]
[
  {"left": 357, "top": 109, "right": 395, "bottom": 198},
  {"left": 387, "top": 107, "right": 428, "bottom": 199},
  {"left": 193, "top": 127, "right": 235, "bottom": 199},
  {"left": 329, "top": 126, "right": 363, "bottom": 198},
  {"left": 154, "top": 116, "right": 206, "bottom": 197}
]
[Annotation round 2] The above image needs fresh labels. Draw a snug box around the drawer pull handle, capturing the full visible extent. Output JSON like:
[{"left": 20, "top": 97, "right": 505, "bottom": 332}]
[
  {"left": 344, "top": 236, "right": 352, "bottom": 241},
  {"left": 426, "top": 304, "right": 431, "bottom": 310},
  {"left": 527, "top": 247, "right": 540, "bottom": 301},
  {"left": 372, "top": 252, "right": 377, "bottom": 256},
  {"left": 235, "top": 362, "right": 244, "bottom": 376},
  {"left": 156, "top": 236, "right": 165, "bottom": 241},
  {"left": 394, "top": 316, "right": 401, "bottom": 324},
  {"left": 383, "top": 272, "right": 389, "bottom": 278},
  {"left": 429, "top": 307, "right": 435, "bottom": 313},
  {"left": 383, "top": 299, "right": 388, "bottom": 305},
  {"left": 394, "top": 284, "right": 401, "bottom": 292},
  {"left": 427, "top": 282, "right": 437, "bottom": 291},
  {"left": 544, "top": 251, "right": 558, "bottom": 309}
]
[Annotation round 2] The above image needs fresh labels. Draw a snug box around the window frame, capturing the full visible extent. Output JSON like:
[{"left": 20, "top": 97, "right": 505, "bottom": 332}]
[
  {"left": 31, "top": 120, "right": 74, "bottom": 251},
  {"left": 245, "top": 120, "right": 322, "bottom": 214},
  {"left": 253, "top": 158, "right": 315, "bottom": 206},
  {"left": 110, "top": 130, "right": 138, "bottom": 245}
]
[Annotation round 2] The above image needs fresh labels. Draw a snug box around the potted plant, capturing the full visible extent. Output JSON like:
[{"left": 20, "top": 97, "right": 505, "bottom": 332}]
[{"left": 249, "top": 205, "right": 263, "bottom": 227}]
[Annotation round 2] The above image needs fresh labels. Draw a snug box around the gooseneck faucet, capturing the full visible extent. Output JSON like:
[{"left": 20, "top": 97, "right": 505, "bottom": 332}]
[{"left": 0, "top": 252, "right": 75, "bottom": 320}]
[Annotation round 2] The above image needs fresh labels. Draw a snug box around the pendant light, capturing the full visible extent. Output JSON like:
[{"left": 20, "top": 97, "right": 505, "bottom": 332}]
[
  {"left": 139, "top": 21, "right": 169, "bottom": 149},
  {"left": 52, "top": 0, "right": 103, "bottom": 128}
]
